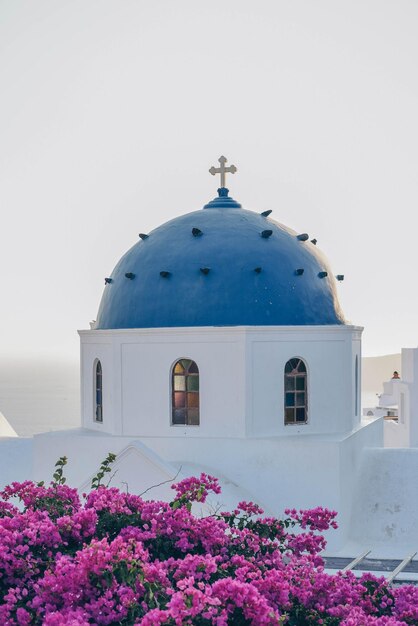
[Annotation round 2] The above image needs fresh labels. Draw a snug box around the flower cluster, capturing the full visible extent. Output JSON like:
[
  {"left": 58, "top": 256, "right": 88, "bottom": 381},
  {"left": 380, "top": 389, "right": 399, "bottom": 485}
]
[
  {"left": 285, "top": 506, "right": 339, "bottom": 531},
  {"left": 171, "top": 473, "right": 221, "bottom": 508},
  {"left": 0, "top": 466, "right": 417, "bottom": 625}
]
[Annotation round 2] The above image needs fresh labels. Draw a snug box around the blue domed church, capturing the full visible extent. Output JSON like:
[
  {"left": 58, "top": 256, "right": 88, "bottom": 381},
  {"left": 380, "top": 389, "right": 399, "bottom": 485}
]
[
  {"left": 69, "top": 157, "right": 382, "bottom": 552},
  {"left": 0, "top": 157, "right": 384, "bottom": 553}
]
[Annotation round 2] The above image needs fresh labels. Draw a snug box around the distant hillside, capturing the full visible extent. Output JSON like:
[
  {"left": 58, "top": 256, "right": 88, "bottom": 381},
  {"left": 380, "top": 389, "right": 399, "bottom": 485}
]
[{"left": 362, "top": 353, "right": 401, "bottom": 393}]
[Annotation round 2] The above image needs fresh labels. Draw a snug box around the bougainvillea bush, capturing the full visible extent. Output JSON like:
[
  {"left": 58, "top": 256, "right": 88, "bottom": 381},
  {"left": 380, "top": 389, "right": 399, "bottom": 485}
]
[{"left": 0, "top": 457, "right": 417, "bottom": 625}]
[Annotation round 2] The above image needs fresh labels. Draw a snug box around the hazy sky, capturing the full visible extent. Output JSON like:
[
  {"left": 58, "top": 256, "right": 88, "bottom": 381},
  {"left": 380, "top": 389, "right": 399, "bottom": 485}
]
[{"left": 1, "top": 0, "right": 417, "bottom": 360}]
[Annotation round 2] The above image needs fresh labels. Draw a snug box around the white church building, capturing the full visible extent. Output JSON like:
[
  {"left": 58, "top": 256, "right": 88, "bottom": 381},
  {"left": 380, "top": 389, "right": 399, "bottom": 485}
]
[{"left": 1, "top": 157, "right": 418, "bottom": 556}]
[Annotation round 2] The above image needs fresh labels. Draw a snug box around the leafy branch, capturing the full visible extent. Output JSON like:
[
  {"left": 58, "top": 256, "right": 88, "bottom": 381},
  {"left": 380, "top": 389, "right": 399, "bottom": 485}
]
[
  {"left": 91, "top": 453, "right": 117, "bottom": 489},
  {"left": 51, "top": 456, "right": 68, "bottom": 486}
]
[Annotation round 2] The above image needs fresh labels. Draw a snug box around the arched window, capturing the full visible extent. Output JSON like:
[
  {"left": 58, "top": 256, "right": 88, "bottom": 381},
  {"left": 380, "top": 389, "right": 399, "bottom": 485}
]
[
  {"left": 172, "top": 359, "right": 199, "bottom": 425},
  {"left": 94, "top": 360, "right": 103, "bottom": 422},
  {"left": 284, "top": 358, "right": 307, "bottom": 425}
]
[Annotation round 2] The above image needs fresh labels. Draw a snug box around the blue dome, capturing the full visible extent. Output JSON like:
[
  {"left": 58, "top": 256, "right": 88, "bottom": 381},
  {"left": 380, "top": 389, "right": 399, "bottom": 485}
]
[{"left": 95, "top": 189, "right": 345, "bottom": 329}]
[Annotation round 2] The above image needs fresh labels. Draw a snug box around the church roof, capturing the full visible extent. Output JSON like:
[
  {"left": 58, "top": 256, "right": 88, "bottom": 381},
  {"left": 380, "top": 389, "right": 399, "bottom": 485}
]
[{"left": 95, "top": 178, "right": 345, "bottom": 329}]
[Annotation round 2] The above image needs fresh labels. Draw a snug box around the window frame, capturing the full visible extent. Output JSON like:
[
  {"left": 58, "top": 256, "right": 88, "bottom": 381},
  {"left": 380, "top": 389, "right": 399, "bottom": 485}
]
[
  {"left": 171, "top": 358, "right": 200, "bottom": 427},
  {"left": 284, "top": 357, "right": 308, "bottom": 426},
  {"left": 94, "top": 359, "right": 103, "bottom": 423}
]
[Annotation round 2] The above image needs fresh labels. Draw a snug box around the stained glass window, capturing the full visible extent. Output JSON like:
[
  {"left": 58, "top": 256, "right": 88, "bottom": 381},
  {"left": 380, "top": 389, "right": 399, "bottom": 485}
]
[
  {"left": 95, "top": 360, "right": 103, "bottom": 423},
  {"left": 172, "top": 359, "right": 199, "bottom": 425},
  {"left": 284, "top": 358, "right": 307, "bottom": 425}
]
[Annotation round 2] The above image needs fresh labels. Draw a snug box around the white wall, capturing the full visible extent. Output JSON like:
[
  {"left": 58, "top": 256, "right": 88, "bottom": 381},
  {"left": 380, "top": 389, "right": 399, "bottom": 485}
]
[
  {"left": 402, "top": 349, "right": 418, "bottom": 447},
  {"left": 350, "top": 447, "right": 418, "bottom": 552},
  {"left": 0, "top": 438, "right": 33, "bottom": 489},
  {"left": 80, "top": 341, "right": 115, "bottom": 432},
  {"left": 338, "top": 416, "right": 383, "bottom": 544},
  {"left": 382, "top": 379, "right": 410, "bottom": 448},
  {"left": 247, "top": 326, "right": 362, "bottom": 436},
  {"left": 138, "top": 419, "right": 381, "bottom": 552},
  {"left": 79, "top": 325, "right": 363, "bottom": 439},
  {"left": 24, "top": 410, "right": 381, "bottom": 553},
  {"left": 80, "top": 328, "right": 247, "bottom": 437},
  {"left": 120, "top": 334, "right": 246, "bottom": 437}
]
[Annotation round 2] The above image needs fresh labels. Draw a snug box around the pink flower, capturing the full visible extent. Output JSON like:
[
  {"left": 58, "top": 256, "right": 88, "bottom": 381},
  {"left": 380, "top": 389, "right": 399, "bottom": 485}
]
[
  {"left": 0, "top": 470, "right": 415, "bottom": 625},
  {"left": 171, "top": 473, "right": 221, "bottom": 504}
]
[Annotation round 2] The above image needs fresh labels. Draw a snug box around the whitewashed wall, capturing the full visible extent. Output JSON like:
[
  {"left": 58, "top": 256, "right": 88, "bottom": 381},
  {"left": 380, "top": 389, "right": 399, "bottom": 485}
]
[
  {"left": 28, "top": 416, "right": 382, "bottom": 552},
  {"left": 247, "top": 326, "right": 362, "bottom": 436},
  {"left": 79, "top": 325, "right": 363, "bottom": 438},
  {"left": 402, "top": 348, "right": 418, "bottom": 447},
  {"left": 350, "top": 447, "right": 418, "bottom": 551},
  {"left": 80, "top": 328, "right": 247, "bottom": 437}
]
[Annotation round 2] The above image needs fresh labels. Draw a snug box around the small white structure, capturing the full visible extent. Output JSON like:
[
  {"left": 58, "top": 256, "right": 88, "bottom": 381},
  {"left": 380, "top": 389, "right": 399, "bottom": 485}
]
[{"left": 364, "top": 348, "right": 418, "bottom": 449}]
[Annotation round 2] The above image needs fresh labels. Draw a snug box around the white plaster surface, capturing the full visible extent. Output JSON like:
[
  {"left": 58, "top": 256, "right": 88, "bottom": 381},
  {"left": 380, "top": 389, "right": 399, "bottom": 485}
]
[
  {"left": 348, "top": 448, "right": 418, "bottom": 556},
  {"left": 21, "top": 415, "right": 381, "bottom": 553},
  {"left": 0, "top": 437, "right": 33, "bottom": 487},
  {"left": 0, "top": 411, "right": 17, "bottom": 437},
  {"left": 79, "top": 325, "right": 362, "bottom": 438}
]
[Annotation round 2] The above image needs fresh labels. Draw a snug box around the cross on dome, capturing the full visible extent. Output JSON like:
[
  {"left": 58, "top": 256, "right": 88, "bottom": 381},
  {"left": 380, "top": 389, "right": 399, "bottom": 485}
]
[{"left": 209, "top": 155, "right": 237, "bottom": 188}]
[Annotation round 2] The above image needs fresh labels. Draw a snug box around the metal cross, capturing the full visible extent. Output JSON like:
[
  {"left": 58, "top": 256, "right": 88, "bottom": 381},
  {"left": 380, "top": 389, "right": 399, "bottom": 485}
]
[{"left": 209, "top": 155, "right": 237, "bottom": 188}]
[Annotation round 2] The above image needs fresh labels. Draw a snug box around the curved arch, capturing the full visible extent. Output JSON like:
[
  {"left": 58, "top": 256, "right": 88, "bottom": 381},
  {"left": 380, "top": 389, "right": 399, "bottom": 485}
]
[
  {"left": 284, "top": 357, "right": 308, "bottom": 425},
  {"left": 94, "top": 359, "right": 103, "bottom": 423},
  {"left": 171, "top": 358, "right": 200, "bottom": 426}
]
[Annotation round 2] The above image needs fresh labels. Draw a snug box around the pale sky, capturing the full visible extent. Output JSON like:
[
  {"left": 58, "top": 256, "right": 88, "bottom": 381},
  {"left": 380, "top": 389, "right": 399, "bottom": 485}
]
[{"left": 1, "top": 0, "right": 418, "bottom": 360}]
